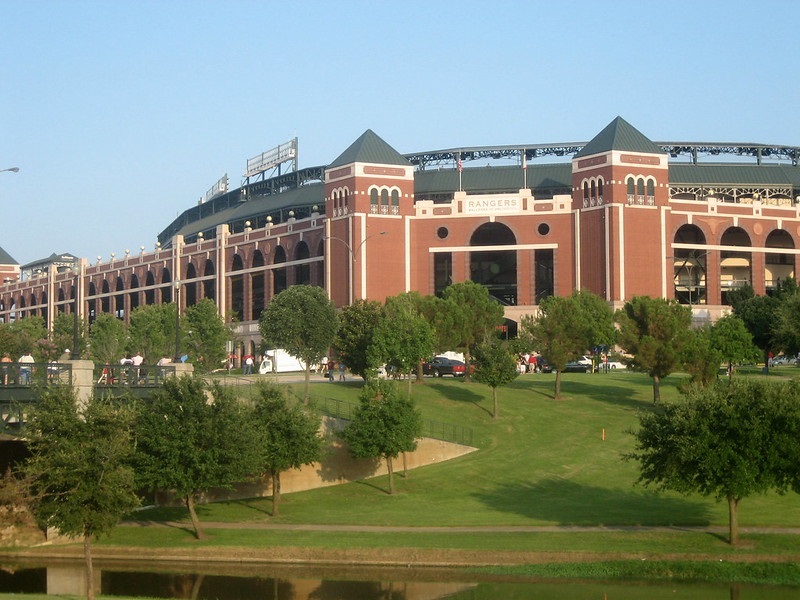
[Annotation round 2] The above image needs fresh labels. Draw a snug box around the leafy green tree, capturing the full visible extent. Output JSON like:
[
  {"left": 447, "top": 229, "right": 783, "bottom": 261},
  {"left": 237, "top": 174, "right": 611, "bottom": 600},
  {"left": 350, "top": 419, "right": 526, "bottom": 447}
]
[
  {"left": 334, "top": 299, "right": 383, "bottom": 380},
  {"left": 440, "top": 281, "right": 505, "bottom": 379},
  {"left": 340, "top": 380, "right": 423, "bottom": 495},
  {"left": 134, "top": 375, "right": 258, "bottom": 539},
  {"left": 259, "top": 285, "right": 339, "bottom": 401},
  {"left": 616, "top": 296, "right": 691, "bottom": 403},
  {"left": 472, "top": 338, "right": 519, "bottom": 419},
  {"left": 51, "top": 312, "right": 88, "bottom": 359},
  {"left": 184, "top": 298, "right": 230, "bottom": 372},
  {"left": 127, "top": 304, "right": 175, "bottom": 364},
  {"left": 709, "top": 314, "right": 759, "bottom": 379},
  {"left": 731, "top": 286, "right": 785, "bottom": 372},
  {"left": 89, "top": 313, "right": 128, "bottom": 365},
  {"left": 369, "top": 294, "right": 434, "bottom": 397},
  {"left": 0, "top": 317, "right": 48, "bottom": 360},
  {"left": 773, "top": 292, "right": 800, "bottom": 359},
  {"left": 251, "top": 383, "right": 324, "bottom": 516},
  {"left": 521, "top": 290, "right": 615, "bottom": 400},
  {"left": 682, "top": 326, "right": 723, "bottom": 387},
  {"left": 627, "top": 378, "right": 800, "bottom": 545},
  {"left": 24, "top": 388, "right": 139, "bottom": 600}
]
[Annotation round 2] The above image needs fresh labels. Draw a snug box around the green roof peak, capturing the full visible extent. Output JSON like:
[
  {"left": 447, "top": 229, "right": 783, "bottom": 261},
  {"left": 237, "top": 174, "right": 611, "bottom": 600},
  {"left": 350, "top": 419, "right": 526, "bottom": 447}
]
[
  {"left": 329, "top": 129, "right": 410, "bottom": 168},
  {"left": 575, "top": 116, "right": 664, "bottom": 158}
]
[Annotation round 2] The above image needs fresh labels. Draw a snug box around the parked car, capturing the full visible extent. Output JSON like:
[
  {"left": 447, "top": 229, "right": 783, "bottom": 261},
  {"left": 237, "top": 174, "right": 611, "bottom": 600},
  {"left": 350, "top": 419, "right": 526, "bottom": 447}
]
[
  {"left": 422, "top": 356, "right": 467, "bottom": 377},
  {"left": 535, "top": 357, "right": 553, "bottom": 373},
  {"left": 603, "top": 360, "right": 626, "bottom": 370},
  {"left": 561, "top": 361, "right": 590, "bottom": 373},
  {"left": 577, "top": 355, "right": 594, "bottom": 366}
]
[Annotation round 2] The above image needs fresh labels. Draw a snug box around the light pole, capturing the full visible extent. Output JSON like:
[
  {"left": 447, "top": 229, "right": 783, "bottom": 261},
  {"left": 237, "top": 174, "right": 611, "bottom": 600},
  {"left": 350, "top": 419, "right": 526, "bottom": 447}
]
[
  {"left": 173, "top": 280, "right": 181, "bottom": 362},
  {"left": 673, "top": 251, "right": 709, "bottom": 310},
  {"left": 324, "top": 231, "right": 387, "bottom": 304}
]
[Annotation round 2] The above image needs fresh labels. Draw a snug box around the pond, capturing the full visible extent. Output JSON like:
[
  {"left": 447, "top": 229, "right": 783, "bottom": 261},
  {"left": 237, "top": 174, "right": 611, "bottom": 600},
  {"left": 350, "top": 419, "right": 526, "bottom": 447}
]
[{"left": 1, "top": 561, "right": 799, "bottom": 599}]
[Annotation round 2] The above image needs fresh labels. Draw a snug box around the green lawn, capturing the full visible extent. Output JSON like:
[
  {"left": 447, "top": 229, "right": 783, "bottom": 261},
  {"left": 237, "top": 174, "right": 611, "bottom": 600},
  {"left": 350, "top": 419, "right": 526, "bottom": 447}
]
[{"left": 126, "top": 369, "right": 800, "bottom": 533}]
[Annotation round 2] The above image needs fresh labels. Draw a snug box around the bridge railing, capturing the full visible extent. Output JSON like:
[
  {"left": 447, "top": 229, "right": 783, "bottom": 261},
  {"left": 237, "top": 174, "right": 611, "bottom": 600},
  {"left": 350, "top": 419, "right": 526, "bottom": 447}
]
[
  {"left": 93, "top": 364, "right": 176, "bottom": 388},
  {"left": 0, "top": 361, "right": 73, "bottom": 388}
]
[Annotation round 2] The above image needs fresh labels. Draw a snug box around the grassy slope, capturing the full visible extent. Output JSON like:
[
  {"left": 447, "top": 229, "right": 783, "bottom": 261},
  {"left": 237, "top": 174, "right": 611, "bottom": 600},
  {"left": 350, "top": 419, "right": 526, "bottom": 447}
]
[{"left": 157, "top": 369, "right": 800, "bottom": 530}]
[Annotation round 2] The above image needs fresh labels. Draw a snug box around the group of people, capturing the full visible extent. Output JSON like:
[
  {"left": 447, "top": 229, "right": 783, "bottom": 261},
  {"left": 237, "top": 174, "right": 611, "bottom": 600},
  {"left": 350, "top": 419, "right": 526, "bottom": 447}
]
[
  {"left": 322, "top": 357, "right": 346, "bottom": 382},
  {"left": 517, "top": 353, "right": 542, "bottom": 374},
  {"left": 0, "top": 351, "right": 36, "bottom": 385}
]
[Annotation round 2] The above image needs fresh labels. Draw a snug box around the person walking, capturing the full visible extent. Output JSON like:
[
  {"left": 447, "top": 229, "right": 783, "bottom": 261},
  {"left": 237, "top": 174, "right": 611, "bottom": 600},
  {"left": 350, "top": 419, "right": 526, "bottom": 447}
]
[{"left": 18, "top": 351, "right": 34, "bottom": 385}]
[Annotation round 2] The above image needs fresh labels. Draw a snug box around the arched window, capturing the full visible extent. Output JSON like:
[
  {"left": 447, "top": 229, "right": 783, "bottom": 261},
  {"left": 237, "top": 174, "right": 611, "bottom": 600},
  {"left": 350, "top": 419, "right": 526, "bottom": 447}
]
[
  {"left": 185, "top": 263, "right": 198, "bottom": 307},
  {"left": 231, "top": 254, "right": 244, "bottom": 321},
  {"left": 583, "top": 181, "right": 590, "bottom": 206},
  {"left": 626, "top": 177, "right": 635, "bottom": 204},
  {"left": 252, "top": 250, "right": 266, "bottom": 320},
  {"left": 646, "top": 179, "right": 655, "bottom": 205},
  {"left": 470, "top": 222, "right": 517, "bottom": 305},
  {"left": 273, "top": 246, "right": 287, "bottom": 296},
  {"left": 765, "top": 229, "right": 795, "bottom": 293},
  {"left": 161, "top": 269, "right": 172, "bottom": 304},
  {"left": 597, "top": 179, "right": 603, "bottom": 204},
  {"left": 391, "top": 189, "right": 400, "bottom": 214},
  {"left": 295, "top": 241, "right": 311, "bottom": 285},
  {"left": 673, "top": 225, "right": 708, "bottom": 306},
  {"left": 720, "top": 227, "right": 752, "bottom": 305},
  {"left": 637, "top": 178, "right": 645, "bottom": 204},
  {"left": 370, "top": 189, "right": 379, "bottom": 213},
  {"left": 590, "top": 180, "right": 597, "bottom": 206},
  {"left": 145, "top": 272, "right": 156, "bottom": 305},
  {"left": 203, "top": 259, "right": 215, "bottom": 301}
]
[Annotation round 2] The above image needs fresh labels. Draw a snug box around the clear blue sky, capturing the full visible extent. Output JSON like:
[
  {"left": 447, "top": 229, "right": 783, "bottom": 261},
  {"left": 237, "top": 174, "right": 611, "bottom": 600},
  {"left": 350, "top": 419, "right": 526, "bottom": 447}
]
[{"left": 2, "top": 0, "right": 798, "bottom": 267}]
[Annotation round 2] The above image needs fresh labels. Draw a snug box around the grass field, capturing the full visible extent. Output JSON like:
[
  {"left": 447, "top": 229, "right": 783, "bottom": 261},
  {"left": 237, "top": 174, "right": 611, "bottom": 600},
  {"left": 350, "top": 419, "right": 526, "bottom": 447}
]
[
  {"left": 9, "top": 367, "right": 800, "bottom": 585},
  {"left": 158, "top": 368, "right": 800, "bottom": 530}
]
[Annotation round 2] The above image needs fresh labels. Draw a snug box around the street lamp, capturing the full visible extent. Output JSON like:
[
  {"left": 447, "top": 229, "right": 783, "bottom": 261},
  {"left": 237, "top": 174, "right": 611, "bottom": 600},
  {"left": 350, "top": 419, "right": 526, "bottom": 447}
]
[
  {"left": 173, "top": 280, "right": 181, "bottom": 362},
  {"left": 673, "top": 251, "right": 710, "bottom": 309},
  {"left": 323, "top": 231, "right": 387, "bottom": 304}
]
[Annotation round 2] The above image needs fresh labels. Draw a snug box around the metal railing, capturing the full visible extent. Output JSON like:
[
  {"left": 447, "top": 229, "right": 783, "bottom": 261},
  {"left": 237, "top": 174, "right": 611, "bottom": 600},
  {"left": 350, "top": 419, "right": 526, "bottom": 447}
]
[
  {"left": 93, "top": 364, "right": 175, "bottom": 388},
  {"left": 0, "top": 361, "right": 72, "bottom": 387}
]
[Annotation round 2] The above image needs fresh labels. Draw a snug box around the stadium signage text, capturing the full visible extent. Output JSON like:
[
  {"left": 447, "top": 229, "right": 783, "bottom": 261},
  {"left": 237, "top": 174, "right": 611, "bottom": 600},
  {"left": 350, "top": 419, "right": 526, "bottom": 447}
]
[{"left": 463, "top": 197, "right": 521, "bottom": 214}]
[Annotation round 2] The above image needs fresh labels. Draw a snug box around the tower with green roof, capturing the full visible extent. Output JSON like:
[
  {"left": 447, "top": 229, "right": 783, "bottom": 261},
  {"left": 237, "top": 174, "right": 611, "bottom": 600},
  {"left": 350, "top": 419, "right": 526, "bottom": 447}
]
[
  {"left": 571, "top": 117, "right": 670, "bottom": 305},
  {"left": 323, "top": 130, "right": 415, "bottom": 307}
]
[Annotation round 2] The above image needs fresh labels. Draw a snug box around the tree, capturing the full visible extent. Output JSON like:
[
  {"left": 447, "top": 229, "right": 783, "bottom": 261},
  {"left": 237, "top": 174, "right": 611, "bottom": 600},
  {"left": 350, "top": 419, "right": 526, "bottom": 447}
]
[
  {"left": 369, "top": 294, "right": 434, "bottom": 397},
  {"left": 127, "top": 304, "right": 176, "bottom": 364},
  {"left": 682, "top": 326, "right": 723, "bottom": 387},
  {"left": 134, "top": 375, "right": 258, "bottom": 539},
  {"left": 773, "top": 292, "right": 800, "bottom": 359},
  {"left": 184, "top": 298, "right": 230, "bottom": 372},
  {"left": 521, "top": 290, "right": 616, "bottom": 400},
  {"left": 730, "top": 280, "right": 799, "bottom": 372},
  {"left": 24, "top": 388, "right": 139, "bottom": 600},
  {"left": 472, "top": 338, "right": 519, "bottom": 419},
  {"left": 708, "top": 314, "right": 759, "bottom": 379},
  {"left": 259, "top": 285, "right": 338, "bottom": 401},
  {"left": 440, "top": 281, "right": 505, "bottom": 380},
  {"left": 51, "top": 312, "right": 88, "bottom": 359},
  {"left": 89, "top": 313, "right": 128, "bottom": 365},
  {"left": 340, "top": 380, "right": 423, "bottom": 495},
  {"left": 616, "top": 296, "right": 691, "bottom": 403},
  {"left": 251, "top": 382, "right": 324, "bottom": 516},
  {"left": 0, "top": 317, "right": 48, "bottom": 361},
  {"left": 627, "top": 379, "right": 800, "bottom": 545},
  {"left": 334, "top": 299, "right": 383, "bottom": 380}
]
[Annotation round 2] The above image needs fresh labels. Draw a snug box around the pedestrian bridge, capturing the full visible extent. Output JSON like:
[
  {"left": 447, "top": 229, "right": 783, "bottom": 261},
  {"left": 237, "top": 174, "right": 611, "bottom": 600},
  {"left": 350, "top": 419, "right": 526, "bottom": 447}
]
[{"left": 0, "top": 360, "right": 188, "bottom": 438}]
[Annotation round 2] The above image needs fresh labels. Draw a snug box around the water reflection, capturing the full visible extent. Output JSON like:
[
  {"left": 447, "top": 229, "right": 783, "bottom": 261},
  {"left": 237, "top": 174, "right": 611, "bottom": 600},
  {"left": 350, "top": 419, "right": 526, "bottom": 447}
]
[{"left": 2, "top": 562, "right": 800, "bottom": 599}]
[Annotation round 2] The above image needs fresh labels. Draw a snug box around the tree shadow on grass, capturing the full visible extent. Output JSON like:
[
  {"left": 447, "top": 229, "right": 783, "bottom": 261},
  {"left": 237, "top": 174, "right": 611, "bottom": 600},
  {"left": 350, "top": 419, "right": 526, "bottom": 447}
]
[
  {"left": 424, "top": 382, "right": 490, "bottom": 416},
  {"left": 473, "top": 478, "right": 712, "bottom": 527}
]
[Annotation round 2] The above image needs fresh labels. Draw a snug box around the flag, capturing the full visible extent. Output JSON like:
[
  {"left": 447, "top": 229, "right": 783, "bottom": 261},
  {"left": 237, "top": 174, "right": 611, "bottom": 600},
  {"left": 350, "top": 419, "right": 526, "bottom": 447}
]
[{"left": 457, "top": 157, "right": 462, "bottom": 172}]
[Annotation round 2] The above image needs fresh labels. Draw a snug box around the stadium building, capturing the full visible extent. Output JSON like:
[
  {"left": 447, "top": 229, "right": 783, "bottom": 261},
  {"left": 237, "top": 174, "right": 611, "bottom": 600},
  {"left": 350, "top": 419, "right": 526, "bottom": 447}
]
[{"left": 1, "top": 117, "right": 799, "bottom": 355}]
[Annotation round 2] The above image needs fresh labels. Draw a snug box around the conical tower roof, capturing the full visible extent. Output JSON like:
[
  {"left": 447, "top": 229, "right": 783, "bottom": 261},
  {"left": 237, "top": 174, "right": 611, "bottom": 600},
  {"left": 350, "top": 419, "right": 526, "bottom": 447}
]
[
  {"left": 329, "top": 129, "right": 410, "bottom": 168},
  {"left": 575, "top": 116, "right": 664, "bottom": 158}
]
